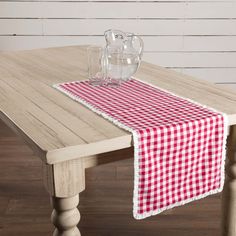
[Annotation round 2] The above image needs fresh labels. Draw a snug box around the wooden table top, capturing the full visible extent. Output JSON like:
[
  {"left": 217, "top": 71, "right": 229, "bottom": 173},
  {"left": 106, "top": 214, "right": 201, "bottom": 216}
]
[{"left": 0, "top": 45, "right": 236, "bottom": 164}]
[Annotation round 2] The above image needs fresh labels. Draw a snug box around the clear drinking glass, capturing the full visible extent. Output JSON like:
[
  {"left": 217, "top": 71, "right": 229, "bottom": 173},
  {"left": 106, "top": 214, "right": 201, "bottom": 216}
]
[
  {"left": 87, "top": 46, "right": 105, "bottom": 86},
  {"left": 104, "top": 46, "right": 122, "bottom": 88}
]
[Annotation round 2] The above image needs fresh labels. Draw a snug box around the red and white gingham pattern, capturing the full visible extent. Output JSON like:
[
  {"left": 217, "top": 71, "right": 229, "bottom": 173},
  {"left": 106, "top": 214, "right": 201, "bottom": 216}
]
[{"left": 55, "top": 78, "right": 227, "bottom": 219}]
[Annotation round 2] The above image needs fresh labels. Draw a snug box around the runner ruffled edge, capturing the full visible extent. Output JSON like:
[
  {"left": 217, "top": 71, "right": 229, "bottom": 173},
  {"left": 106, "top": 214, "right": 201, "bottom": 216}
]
[{"left": 53, "top": 78, "right": 228, "bottom": 220}]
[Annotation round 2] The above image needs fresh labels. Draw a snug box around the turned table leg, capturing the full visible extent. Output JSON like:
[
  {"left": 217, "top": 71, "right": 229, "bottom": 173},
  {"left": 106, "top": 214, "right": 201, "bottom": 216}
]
[
  {"left": 51, "top": 195, "right": 80, "bottom": 236},
  {"left": 222, "top": 126, "right": 236, "bottom": 236},
  {"left": 43, "top": 159, "right": 85, "bottom": 236}
]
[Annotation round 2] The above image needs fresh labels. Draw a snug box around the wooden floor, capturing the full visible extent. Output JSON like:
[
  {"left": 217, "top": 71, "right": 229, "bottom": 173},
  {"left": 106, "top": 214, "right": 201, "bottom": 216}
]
[{"left": 0, "top": 119, "right": 222, "bottom": 236}]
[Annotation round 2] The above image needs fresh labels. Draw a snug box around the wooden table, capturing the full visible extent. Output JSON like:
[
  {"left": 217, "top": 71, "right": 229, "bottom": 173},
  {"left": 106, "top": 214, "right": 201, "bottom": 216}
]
[{"left": 0, "top": 46, "right": 236, "bottom": 236}]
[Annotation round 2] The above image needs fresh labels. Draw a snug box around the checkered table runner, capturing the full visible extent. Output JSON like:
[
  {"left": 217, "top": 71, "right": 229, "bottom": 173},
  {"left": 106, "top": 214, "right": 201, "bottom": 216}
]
[{"left": 54, "top": 78, "right": 227, "bottom": 219}]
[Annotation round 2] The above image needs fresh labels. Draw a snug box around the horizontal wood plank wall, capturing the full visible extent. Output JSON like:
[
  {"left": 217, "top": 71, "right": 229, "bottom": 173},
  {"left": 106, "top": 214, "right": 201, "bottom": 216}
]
[{"left": 0, "top": 0, "right": 236, "bottom": 86}]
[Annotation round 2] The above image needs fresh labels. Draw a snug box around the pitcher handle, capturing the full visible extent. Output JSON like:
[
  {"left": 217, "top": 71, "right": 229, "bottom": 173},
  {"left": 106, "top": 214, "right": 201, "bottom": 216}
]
[{"left": 132, "top": 35, "right": 144, "bottom": 58}]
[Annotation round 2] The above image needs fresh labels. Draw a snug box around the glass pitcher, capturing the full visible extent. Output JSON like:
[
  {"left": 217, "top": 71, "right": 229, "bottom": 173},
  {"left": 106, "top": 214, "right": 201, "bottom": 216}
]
[{"left": 104, "top": 29, "right": 144, "bottom": 81}]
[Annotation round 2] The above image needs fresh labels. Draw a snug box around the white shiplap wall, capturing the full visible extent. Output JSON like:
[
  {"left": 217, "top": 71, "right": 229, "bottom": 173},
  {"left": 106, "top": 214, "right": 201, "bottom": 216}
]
[{"left": 0, "top": 0, "right": 236, "bottom": 85}]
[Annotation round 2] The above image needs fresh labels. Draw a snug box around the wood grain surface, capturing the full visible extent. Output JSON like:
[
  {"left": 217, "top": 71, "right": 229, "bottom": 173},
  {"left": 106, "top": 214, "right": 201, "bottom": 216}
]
[{"left": 0, "top": 45, "right": 236, "bottom": 164}]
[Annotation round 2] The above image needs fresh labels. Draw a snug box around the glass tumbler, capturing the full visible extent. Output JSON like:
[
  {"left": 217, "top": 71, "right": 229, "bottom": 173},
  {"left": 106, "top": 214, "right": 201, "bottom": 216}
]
[
  {"left": 87, "top": 46, "right": 105, "bottom": 86},
  {"left": 104, "top": 46, "right": 122, "bottom": 88}
]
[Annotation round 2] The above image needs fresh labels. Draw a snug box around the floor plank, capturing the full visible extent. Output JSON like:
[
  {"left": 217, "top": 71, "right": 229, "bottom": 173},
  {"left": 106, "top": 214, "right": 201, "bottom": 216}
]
[{"left": 0, "top": 119, "right": 221, "bottom": 236}]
